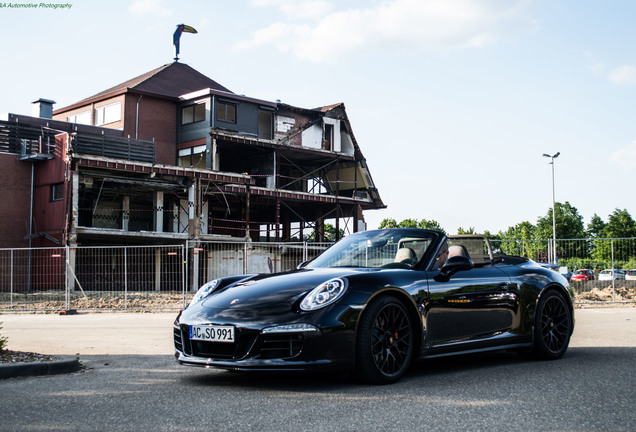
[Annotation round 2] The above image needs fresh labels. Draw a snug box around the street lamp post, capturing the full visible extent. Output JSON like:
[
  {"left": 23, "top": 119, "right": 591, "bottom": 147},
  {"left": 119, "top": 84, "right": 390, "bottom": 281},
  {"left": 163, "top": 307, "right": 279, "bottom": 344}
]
[{"left": 543, "top": 152, "right": 560, "bottom": 264}]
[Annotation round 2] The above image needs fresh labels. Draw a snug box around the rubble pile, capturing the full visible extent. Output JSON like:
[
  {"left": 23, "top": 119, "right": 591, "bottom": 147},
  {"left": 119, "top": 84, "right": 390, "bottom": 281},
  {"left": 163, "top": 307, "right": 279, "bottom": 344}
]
[
  {"left": 576, "top": 285, "right": 636, "bottom": 303},
  {"left": 0, "top": 292, "right": 190, "bottom": 311}
]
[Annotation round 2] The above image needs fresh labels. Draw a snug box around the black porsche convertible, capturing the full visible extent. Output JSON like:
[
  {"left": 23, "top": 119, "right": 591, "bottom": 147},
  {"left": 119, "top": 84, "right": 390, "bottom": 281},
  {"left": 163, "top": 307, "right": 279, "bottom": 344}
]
[{"left": 174, "top": 228, "right": 574, "bottom": 384}]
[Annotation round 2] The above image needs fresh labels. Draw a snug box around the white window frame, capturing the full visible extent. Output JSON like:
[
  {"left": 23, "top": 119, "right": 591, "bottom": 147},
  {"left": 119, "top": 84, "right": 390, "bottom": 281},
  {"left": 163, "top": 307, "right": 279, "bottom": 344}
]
[
  {"left": 67, "top": 110, "right": 91, "bottom": 125},
  {"left": 95, "top": 102, "right": 121, "bottom": 126}
]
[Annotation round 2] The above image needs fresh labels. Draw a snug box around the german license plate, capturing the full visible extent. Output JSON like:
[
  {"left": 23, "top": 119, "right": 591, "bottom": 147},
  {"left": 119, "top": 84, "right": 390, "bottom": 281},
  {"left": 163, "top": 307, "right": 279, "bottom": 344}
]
[{"left": 189, "top": 325, "right": 235, "bottom": 343}]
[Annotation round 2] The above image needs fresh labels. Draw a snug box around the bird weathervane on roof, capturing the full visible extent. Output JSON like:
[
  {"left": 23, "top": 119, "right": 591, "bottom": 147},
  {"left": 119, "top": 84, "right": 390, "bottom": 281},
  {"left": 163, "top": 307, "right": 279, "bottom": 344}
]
[{"left": 173, "top": 24, "right": 198, "bottom": 61}]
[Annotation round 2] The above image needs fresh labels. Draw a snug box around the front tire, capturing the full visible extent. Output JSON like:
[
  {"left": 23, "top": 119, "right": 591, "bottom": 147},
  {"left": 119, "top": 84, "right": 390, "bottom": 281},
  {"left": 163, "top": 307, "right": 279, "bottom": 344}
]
[
  {"left": 355, "top": 296, "right": 414, "bottom": 384},
  {"left": 531, "top": 290, "right": 572, "bottom": 359}
]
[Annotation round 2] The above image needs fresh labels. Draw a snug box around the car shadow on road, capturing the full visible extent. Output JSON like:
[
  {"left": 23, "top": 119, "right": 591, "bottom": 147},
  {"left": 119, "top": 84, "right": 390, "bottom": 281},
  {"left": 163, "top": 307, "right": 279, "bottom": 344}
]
[{"left": 179, "top": 346, "right": 636, "bottom": 391}]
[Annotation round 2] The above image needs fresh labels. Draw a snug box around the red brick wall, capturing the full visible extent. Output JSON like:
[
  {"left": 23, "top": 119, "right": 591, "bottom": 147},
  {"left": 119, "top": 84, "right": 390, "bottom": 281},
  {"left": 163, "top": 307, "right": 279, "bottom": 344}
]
[
  {"left": 32, "top": 135, "right": 69, "bottom": 247},
  {"left": 54, "top": 94, "right": 178, "bottom": 166},
  {"left": 0, "top": 154, "right": 34, "bottom": 248},
  {"left": 124, "top": 96, "right": 177, "bottom": 165}
]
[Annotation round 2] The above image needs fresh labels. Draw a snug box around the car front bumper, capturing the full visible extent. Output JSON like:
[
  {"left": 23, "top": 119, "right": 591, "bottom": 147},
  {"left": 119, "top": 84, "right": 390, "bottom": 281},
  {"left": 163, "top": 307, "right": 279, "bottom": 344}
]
[{"left": 173, "top": 309, "right": 359, "bottom": 372}]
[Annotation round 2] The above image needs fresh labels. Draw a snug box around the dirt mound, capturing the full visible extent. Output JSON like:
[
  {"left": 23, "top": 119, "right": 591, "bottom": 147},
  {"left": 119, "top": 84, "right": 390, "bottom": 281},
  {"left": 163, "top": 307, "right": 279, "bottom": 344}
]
[
  {"left": 576, "top": 286, "right": 636, "bottom": 302},
  {"left": 0, "top": 292, "right": 191, "bottom": 312}
]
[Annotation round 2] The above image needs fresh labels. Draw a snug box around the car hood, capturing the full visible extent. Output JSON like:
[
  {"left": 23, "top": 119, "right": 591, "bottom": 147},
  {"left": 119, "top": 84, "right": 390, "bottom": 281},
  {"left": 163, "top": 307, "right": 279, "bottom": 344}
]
[{"left": 181, "top": 267, "right": 374, "bottom": 325}]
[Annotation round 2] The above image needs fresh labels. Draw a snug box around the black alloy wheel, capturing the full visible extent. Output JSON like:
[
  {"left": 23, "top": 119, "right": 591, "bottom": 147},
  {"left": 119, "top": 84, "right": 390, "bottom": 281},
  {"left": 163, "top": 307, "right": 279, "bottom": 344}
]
[
  {"left": 533, "top": 290, "right": 572, "bottom": 359},
  {"left": 355, "top": 296, "right": 414, "bottom": 384}
]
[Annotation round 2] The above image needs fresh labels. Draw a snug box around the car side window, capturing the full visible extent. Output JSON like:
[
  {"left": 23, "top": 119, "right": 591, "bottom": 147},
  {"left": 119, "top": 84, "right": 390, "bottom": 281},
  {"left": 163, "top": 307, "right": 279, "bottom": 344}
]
[{"left": 432, "top": 240, "right": 449, "bottom": 270}]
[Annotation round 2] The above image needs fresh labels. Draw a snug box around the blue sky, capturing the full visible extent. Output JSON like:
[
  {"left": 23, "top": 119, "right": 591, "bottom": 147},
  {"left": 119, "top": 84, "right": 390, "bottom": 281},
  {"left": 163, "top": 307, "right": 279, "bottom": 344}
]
[{"left": 1, "top": 0, "right": 635, "bottom": 234}]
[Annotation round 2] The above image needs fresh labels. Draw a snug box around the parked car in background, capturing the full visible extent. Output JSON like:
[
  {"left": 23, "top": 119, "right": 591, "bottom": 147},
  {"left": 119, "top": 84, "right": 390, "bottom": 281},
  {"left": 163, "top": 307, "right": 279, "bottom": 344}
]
[
  {"left": 626, "top": 269, "right": 636, "bottom": 281},
  {"left": 538, "top": 263, "right": 572, "bottom": 281},
  {"left": 598, "top": 269, "right": 626, "bottom": 281},
  {"left": 560, "top": 270, "right": 573, "bottom": 281},
  {"left": 571, "top": 269, "right": 595, "bottom": 281}
]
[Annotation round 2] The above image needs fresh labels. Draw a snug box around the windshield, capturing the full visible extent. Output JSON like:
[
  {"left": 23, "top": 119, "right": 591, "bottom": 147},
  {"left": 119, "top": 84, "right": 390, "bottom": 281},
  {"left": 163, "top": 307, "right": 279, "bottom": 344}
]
[{"left": 306, "top": 229, "right": 439, "bottom": 269}]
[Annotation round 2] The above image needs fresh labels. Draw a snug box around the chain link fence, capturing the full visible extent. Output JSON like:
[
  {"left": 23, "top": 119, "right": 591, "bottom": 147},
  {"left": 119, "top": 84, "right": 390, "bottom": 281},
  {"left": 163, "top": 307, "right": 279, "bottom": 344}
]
[
  {"left": 0, "top": 241, "right": 331, "bottom": 312},
  {"left": 0, "top": 245, "right": 186, "bottom": 312},
  {"left": 1, "top": 237, "right": 633, "bottom": 312},
  {"left": 491, "top": 237, "right": 636, "bottom": 304}
]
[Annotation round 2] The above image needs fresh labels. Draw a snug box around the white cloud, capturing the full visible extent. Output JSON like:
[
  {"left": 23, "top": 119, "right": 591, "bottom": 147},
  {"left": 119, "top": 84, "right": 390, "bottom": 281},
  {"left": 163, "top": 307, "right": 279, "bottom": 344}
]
[
  {"left": 237, "top": 0, "right": 533, "bottom": 63},
  {"left": 251, "top": 0, "right": 334, "bottom": 20},
  {"left": 610, "top": 141, "right": 636, "bottom": 170},
  {"left": 128, "top": 0, "right": 172, "bottom": 17},
  {"left": 608, "top": 65, "right": 636, "bottom": 85}
]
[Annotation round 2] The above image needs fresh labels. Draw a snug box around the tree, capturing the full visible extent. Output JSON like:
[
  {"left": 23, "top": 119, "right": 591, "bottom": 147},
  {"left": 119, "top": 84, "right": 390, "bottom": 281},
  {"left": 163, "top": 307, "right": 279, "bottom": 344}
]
[
  {"left": 377, "top": 218, "right": 445, "bottom": 234},
  {"left": 586, "top": 213, "right": 606, "bottom": 238},
  {"left": 398, "top": 218, "right": 418, "bottom": 228},
  {"left": 535, "top": 202, "right": 585, "bottom": 240},
  {"left": 498, "top": 221, "right": 535, "bottom": 241},
  {"left": 378, "top": 218, "right": 397, "bottom": 228},
  {"left": 602, "top": 208, "right": 636, "bottom": 238},
  {"left": 599, "top": 209, "right": 636, "bottom": 263},
  {"left": 496, "top": 221, "right": 539, "bottom": 258},
  {"left": 535, "top": 202, "right": 586, "bottom": 262},
  {"left": 417, "top": 219, "right": 446, "bottom": 234},
  {"left": 585, "top": 214, "right": 607, "bottom": 263},
  {"left": 457, "top": 227, "right": 475, "bottom": 234},
  {"left": 483, "top": 230, "right": 501, "bottom": 240},
  {"left": 323, "top": 224, "right": 344, "bottom": 242},
  {"left": 306, "top": 223, "right": 343, "bottom": 242}
]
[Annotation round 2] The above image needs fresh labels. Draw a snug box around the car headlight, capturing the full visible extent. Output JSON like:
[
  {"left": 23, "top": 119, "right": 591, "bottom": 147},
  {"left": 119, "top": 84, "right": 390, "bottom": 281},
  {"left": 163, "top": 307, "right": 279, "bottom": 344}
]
[
  {"left": 190, "top": 279, "right": 219, "bottom": 306},
  {"left": 300, "top": 278, "right": 346, "bottom": 311},
  {"left": 261, "top": 323, "right": 319, "bottom": 334}
]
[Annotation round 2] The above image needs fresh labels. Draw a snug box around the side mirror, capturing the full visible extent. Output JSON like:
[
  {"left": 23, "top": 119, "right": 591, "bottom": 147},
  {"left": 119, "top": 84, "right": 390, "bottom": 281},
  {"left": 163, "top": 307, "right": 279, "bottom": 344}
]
[{"left": 435, "top": 255, "right": 474, "bottom": 281}]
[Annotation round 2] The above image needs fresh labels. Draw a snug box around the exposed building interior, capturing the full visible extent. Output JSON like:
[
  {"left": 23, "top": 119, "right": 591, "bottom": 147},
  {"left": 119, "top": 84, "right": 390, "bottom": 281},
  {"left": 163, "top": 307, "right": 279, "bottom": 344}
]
[{"left": 0, "top": 62, "right": 385, "bottom": 249}]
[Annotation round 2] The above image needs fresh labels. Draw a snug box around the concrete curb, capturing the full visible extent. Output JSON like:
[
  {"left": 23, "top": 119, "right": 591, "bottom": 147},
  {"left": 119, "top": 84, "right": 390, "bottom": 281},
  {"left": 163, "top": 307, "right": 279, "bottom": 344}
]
[{"left": 0, "top": 357, "right": 81, "bottom": 379}]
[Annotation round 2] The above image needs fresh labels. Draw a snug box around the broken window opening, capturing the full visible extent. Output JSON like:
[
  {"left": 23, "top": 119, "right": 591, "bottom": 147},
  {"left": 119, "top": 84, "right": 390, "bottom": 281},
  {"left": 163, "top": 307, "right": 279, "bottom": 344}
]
[
  {"left": 178, "top": 145, "right": 207, "bottom": 169},
  {"left": 324, "top": 123, "right": 334, "bottom": 151},
  {"left": 308, "top": 177, "right": 327, "bottom": 194},
  {"left": 258, "top": 109, "right": 273, "bottom": 140}
]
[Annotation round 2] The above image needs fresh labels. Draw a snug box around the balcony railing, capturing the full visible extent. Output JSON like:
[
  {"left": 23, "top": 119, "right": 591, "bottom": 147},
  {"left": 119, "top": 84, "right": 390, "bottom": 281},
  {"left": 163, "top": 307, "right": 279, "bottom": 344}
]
[
  {"left": 0, "top": 121, "right": 57, "bottom": 157},
  {"left": 72, "top": 133, "right": 155, "bottom": 163}
]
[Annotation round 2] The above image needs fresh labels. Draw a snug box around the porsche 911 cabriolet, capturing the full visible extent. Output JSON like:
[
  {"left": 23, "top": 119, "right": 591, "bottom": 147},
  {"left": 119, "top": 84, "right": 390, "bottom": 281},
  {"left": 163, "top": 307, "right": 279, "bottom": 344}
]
[{"left": 174, "top": 228, "right": 574, "bottom": 384}]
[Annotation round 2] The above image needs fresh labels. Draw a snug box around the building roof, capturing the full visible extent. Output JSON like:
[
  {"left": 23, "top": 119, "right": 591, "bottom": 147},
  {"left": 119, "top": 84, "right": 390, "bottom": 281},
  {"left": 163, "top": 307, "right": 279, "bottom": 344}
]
[
  {"left": 315, "top": 102, "right": 345, "bottom": 113},
  {"left": 55, "top": 62, "right": 232, "bottom": 113}
]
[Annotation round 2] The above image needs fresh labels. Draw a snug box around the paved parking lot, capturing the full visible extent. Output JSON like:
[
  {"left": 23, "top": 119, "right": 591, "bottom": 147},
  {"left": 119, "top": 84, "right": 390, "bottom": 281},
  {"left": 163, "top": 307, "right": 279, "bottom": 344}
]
[
  {"left": 2, "top": 307, "right": 635, "bottom": 355},
  {"left": 1, "top": 308, "right": 635, "bottom": 431},
  {"left": 1, "top": 312, "right": 175, "bottom": 356}
]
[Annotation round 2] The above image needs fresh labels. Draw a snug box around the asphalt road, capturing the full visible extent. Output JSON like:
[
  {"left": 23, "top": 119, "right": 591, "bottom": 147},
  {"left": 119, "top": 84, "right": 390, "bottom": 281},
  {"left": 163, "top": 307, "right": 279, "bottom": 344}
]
[{"left": 0, "top": 308, "right": 635, "bottom": 431}]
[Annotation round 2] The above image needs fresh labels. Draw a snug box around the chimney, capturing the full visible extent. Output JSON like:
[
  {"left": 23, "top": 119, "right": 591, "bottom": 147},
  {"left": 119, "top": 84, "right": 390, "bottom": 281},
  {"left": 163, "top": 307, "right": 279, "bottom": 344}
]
[{"left": 31, "top": 98, "right": 56, "bottom": 119}]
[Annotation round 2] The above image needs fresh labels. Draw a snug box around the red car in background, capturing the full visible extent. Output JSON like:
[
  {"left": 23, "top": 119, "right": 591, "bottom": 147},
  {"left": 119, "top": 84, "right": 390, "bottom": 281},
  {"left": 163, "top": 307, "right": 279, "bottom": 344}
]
[{"left": 571, "top": 269, "right": 595, "bottom": 281}]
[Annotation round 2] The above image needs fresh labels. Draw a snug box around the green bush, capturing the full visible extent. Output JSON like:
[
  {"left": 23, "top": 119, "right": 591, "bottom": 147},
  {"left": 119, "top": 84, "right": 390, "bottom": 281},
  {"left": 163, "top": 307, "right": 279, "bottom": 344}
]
[{"left": 0, "top": 322, "right": 8, "bottom": 351}]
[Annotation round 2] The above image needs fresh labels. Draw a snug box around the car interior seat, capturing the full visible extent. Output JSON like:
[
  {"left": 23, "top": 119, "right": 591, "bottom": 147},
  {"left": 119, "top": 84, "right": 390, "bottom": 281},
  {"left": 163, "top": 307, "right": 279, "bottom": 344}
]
[
  {"left": 448, "top": 244, "right": 470, "bottom": 260},
  {"left": 395, "top": 247, "right": 417, "bottom": 264}
]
